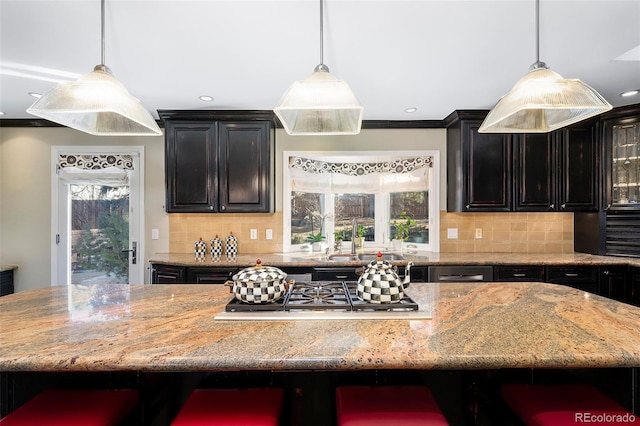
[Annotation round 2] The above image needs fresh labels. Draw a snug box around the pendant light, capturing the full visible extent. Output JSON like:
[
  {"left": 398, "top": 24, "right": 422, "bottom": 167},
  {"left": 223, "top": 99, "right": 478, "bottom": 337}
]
[
  {"left": 274, "top": 0, "right": 363, "bottom": 136},
  {"left": 478, "top": 0, "right": 611, "bottom": 133},
  {"left": 27, "top": 0, "right": 162, "bottom": 136}
]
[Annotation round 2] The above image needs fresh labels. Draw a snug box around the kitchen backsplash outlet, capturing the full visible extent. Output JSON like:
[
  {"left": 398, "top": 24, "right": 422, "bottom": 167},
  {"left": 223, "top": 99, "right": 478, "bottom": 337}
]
[{"left": 169, "top": 212, "right": 283, "bottom": 254}]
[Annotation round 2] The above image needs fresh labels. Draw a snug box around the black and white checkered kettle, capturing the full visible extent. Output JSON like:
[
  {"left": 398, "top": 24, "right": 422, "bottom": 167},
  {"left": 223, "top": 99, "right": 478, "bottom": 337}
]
[
  {"left": 225, "top": 260, "right": 289, "bottom": 304},
  {"left": 356, "top": 252, "right": 413, "bottom": 304}
]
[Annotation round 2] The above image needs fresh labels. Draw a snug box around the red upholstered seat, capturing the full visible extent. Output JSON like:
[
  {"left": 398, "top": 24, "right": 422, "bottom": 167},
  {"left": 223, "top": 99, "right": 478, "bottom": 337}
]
[
  {"left": 170, "top": 388, "right": 284, "bottom": 426},
  {"left": 0, "top": 388, "right": 138, "bottom": 426},
  {"left": 501, "top": 383, "right": 640, "bottom": 426},
  {"left": 336, "top": 385, "right": 449, "bottom": 426}
]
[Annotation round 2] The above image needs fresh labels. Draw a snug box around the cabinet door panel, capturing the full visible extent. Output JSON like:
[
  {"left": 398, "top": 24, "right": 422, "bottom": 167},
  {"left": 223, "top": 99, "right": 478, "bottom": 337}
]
[
  {"left": 514, "top": 133, "right": 555, "bottom": 211},
  {"left": 219, "top": 122, "right": 271, "bottom": 212},
  {"left": 465, "top": 122, "right": 511, "bottom": 211},
  {"left": 558, "top": 125, "right": 598, "bottom": 211},
  {"left": 166, "top": 122, "right": 217, "bottom": 212}
]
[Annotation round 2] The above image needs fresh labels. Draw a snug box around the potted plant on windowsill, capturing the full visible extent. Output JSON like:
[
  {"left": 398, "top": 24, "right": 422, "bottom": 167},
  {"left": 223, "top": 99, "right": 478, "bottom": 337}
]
[
  {"left": 354, "top": 224, "right": 366, "bottom": 250},
  {"left": 390, "top": 211, "right": 415, "bottom": 251},
  {"left": 307, "top": 233, "right": 327, "bottom": 252}
]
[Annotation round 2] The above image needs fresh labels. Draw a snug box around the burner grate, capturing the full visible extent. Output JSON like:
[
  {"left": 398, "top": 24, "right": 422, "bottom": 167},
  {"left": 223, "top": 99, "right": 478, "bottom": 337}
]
[{"left": 284, "top": 281, "right": 350, "bottom": 311}]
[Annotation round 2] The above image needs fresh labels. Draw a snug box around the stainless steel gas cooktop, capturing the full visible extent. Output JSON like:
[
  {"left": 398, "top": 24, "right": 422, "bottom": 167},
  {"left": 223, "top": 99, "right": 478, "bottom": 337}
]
[{"left": 215, "top": 281, "right": 431, "bottom": 321}]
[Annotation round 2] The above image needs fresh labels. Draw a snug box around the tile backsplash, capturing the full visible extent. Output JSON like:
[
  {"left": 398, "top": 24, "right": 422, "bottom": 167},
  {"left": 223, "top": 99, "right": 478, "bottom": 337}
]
[
  {"left": 169, "top": 212, "right": 283, "bottom": 254},
  {"left": 439, "top": 211, "right": 574, "bottom": 253},
  {"left": 170, "top": 211, "right": 574, "bottom": 254}
]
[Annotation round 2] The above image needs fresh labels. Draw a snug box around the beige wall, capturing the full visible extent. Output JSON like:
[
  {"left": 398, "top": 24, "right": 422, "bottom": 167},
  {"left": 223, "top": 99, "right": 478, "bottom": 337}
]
[{"left": 0, "top": 127, "right": 169, "bottom": 292}]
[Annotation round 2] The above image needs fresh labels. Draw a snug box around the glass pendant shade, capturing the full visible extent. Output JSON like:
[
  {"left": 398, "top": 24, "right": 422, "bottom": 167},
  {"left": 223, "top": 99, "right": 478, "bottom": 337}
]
[
  {"left": 479, "top": 65, "right": 612, "bottom": 133},
  {"left": 275, "top": 67, "right": 364, "bottom": 135},
  {"left": 27, "top": 65, "right": 162, "bottom": 136}
]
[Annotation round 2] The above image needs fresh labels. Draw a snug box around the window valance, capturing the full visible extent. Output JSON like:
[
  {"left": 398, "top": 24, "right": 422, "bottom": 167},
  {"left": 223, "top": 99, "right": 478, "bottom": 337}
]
[
  {"left": 288, "top": 156, "right": 431, "bottom": 176},
  {"left": 58, "top": 154, "right": 134, "bottom": 170},
  {"left": 56, "top": 154, "right": 134, "bottom": 186},
  {"left": 288, "top": 155, "right": 432, "bottom": 193}
]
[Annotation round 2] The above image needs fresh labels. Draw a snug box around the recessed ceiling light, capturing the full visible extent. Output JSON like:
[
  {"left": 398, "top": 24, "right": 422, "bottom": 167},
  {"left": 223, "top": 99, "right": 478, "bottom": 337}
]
[
  {"left": 28, "top": 92, "right": 42, "bottom": 98},
  {"left": 621, "top": 90, "right": 640, "bottom": 98},
  {"left": 404, "top": 107, "right": 418, "bottom": 113},
  {"left": 199, "top": 95, "right": 214, "bottom": 102},
  {"left": 0, "top": 112, "right": 5, "bottom": 116}
]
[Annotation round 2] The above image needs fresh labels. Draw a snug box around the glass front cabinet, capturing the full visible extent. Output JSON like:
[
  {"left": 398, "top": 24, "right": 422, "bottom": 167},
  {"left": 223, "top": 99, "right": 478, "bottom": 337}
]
[{"left": 603, "top": 106, "right": 640, "bottom": 209}]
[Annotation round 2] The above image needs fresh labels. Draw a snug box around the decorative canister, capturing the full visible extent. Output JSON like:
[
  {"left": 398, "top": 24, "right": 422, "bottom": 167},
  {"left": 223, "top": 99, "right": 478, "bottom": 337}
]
[
  {"left": 210, "top": 235, "right": 223, "bottom": 257},
  {"left": 194, "top": 237, "right": 207, "bottom": 258},
  {"left": 225, "top": 259, "right": 289, "bottom": 304},
  {"left": 225, "top": 232, "right": 238, "bottom": 257},
  {"left": 356, "top": 252, "right": 413, "bottom": 304}
]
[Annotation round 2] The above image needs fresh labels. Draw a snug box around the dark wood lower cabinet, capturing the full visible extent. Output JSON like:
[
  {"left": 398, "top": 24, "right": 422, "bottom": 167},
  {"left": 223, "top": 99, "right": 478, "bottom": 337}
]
[
  {"left": 545, "top": 265, "right": 599, "bottom": 294},
  {"left": 150, "top": 264, "right": 186, "bottom": 284},
  {"left": 187, "top": 267, "right": 238, "bottom": 284},
  {"left": 0, "top": 270, "right": 14, "bottom": 296}
]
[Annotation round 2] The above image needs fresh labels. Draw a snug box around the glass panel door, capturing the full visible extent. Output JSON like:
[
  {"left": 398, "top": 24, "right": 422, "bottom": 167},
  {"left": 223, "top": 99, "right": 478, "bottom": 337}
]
[
  {"left": 70, "top": 184, "right": 130, "bottom": 284},
  {"left": 612, "top": 123, "right": 640, "bottom": 205}
]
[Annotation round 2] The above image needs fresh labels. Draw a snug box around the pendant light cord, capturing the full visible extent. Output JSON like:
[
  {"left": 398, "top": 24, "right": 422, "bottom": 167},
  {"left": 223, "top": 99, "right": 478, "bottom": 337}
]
[
  {"left": 319, "top": 0, "right": 324, "bottom": 66},
  {"left": 535, "top": 0, "right": 539, "bottom": 64},
  {"left": 101, "top": 0, "right": 106, "bottom": 66},
  {"left": 529, "top": 0, "right": 547, "bottom": 71},
  {"left": 314, "top": 0, "right": 329, "bottom": 72}
]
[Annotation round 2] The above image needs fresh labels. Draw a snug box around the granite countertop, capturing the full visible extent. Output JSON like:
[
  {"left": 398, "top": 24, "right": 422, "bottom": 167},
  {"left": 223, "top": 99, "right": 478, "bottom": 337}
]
[
  {"left": 2, "top": 282, "right": 640, "bottom": 372},
  {"left": 0, "top": 264, "right": 18, "bottom": 272},
  {"left": 149, "top": 252, "right": 638, "bottom": 268}
]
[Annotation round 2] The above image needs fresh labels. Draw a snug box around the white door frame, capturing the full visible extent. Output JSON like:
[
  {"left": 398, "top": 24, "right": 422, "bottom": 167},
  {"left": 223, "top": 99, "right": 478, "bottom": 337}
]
[{"left": 51, "top": 146, "right": 145, "bottom": 285}]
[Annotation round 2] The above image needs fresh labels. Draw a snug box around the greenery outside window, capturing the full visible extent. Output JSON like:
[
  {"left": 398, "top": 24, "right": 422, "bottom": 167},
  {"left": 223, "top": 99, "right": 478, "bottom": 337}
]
[{"left": 284, "top": 151, "right": 439, "bottom": 252}]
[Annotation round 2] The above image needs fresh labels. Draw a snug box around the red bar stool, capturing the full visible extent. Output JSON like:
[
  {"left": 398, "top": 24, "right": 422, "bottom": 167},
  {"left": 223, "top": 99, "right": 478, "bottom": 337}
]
[
  {"left": 0, "top": 388, "right": 139, "bottom": 426},
  {"left": 501, "top": 383, "right": 640, "bottom": 426},
  {"left": 170, "top": 388, "right": 284, "bottom": 426},
  {"left": 336, "top": 385, "right": 449, "bottom": 426}
]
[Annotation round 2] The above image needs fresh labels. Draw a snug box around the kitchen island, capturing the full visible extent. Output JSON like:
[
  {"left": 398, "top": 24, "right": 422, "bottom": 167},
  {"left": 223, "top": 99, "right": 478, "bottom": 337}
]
[
  {"left": 3, "top": 282, "right": 640, "bottom": 425},
  {"left": 2, "top": 282, "right": 640, "bottom": 371}
]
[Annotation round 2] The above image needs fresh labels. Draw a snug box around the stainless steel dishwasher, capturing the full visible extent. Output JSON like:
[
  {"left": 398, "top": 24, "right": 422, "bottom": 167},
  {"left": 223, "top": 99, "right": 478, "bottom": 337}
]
[{"left": 428, "top": 266, "right": 493, "bottom": 282}]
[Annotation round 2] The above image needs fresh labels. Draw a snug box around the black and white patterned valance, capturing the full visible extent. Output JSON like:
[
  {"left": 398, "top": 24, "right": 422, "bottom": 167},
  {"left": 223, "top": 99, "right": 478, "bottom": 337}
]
[
  {"left": 58, "top": 154, "right": 134, "bottom": 170},
  {"left": 288, "top": 156, "right": 431, "bottom": 176}
]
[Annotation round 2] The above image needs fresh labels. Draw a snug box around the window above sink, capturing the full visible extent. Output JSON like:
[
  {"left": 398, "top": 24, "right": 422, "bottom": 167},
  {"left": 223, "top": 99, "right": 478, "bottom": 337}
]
[{"left": 282, "top": 151, "right": 440, "bottom": 254}]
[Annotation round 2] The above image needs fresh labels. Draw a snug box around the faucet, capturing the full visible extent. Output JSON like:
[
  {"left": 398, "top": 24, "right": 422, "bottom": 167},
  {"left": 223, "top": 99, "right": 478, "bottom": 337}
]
[{"left": 351, "top": 217, "right": 358, "bottom": 254}]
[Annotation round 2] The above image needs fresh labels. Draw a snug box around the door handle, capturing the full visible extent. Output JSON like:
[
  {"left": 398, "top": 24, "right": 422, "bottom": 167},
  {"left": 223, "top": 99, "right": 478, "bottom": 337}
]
[{"left": 121, "top": 241, "right": 137, "bottom": 264}]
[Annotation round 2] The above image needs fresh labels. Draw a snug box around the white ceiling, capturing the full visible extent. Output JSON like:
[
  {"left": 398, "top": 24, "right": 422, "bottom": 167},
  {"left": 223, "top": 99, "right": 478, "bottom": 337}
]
[{"left": 1, "top": 0, "right": 639, "bottom": 122}]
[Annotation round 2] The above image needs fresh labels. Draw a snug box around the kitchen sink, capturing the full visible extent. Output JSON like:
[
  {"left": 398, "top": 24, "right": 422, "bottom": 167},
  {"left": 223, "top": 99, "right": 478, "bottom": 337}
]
[
  {"left": 327, "top": 254, "right": 359, "bottom": 262},
  {"left": 358, "top": 253, "right": 405, "bottom": 261},
  {"left": 326, "top": 253, "right": 405, "bottom": 262}
]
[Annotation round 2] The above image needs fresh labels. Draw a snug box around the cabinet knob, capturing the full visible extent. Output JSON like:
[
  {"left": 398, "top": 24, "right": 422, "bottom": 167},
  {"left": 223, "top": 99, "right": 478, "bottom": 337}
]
[
  {"left": 606, "top": 204, "right": 611, "bottom": 210},
  {"left": 561, "top": 203, "right": 566, "bottom": 209},
  {"left": 209, "top": 206, "right": 214, "bottom": 211},
  {"left": 221, "top": 205, "right": 226, "bottom": 211},
  {"left": 465, "top": 204, "right": 470, "bottom": 209},
  {"left": 550, "top": 204, "right": 554, "bottom": 209},
  {"left": 604, "top": 270, "right": 610, "bottom": 275}
]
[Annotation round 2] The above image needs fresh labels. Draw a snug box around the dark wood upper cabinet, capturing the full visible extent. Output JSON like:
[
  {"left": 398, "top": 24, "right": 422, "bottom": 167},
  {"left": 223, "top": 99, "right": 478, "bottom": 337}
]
[
  {"left": 513, "top": 120, "right": 599, "bottom": 212},
  {"left": 514, "top": 133, "right": 555, "bottom": 211},
  {"left": 447, "top": 110, "right": 599, "bottom": 213},
  {"left": 165, "top": 121, "right": 218, "bottom": 212},
  {"left": 160, "top": 110, "right": 275, "bottom": 213},
  {"left": 218, "top": 121, "right": 272, "bottom": 212},
  {"left": 557, "top": 121, "right": 599, "bottom": 211},
  {"left": 446, "top": 111, "right": 512, "bottom": 212}
]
